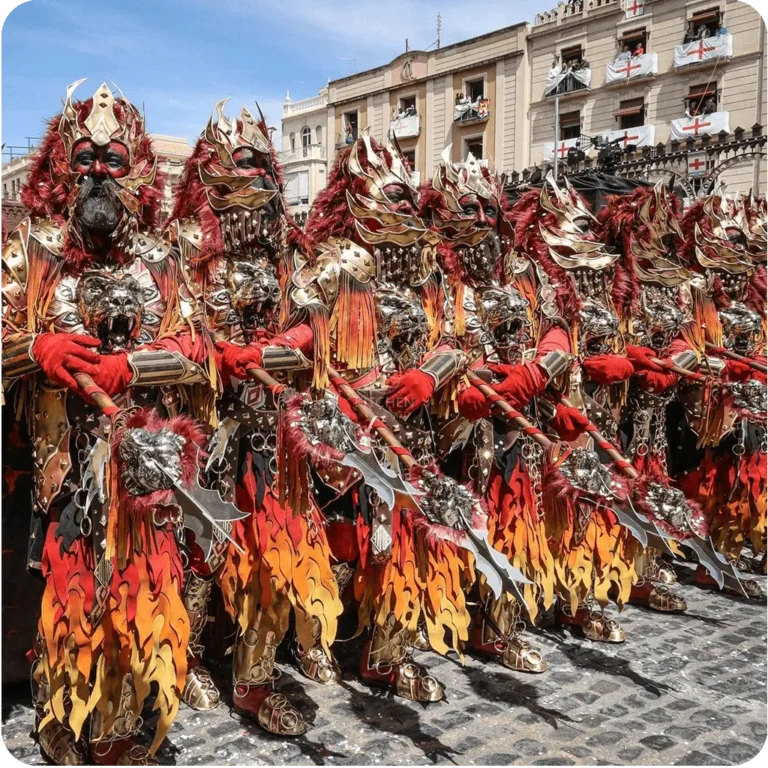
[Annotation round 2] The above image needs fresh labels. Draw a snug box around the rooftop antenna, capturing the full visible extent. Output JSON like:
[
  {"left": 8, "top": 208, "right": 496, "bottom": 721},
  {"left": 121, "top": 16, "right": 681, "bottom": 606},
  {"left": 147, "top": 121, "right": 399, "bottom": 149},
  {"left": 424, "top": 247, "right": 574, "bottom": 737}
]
[
  {"left": 437, "top": 12, "right": 442, "bottom": 49},
  {"left": 405, "top": 38, "right": 409, "bottom": 52},
  {"left": 339, "top": 57, "right": 357, "bottom": 75}
]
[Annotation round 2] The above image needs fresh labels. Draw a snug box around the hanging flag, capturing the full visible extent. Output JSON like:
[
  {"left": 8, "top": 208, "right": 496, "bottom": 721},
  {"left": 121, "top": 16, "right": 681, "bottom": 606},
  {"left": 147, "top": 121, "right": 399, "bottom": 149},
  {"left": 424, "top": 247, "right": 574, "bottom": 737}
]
[
  {"left": 670, "top": 111, "right": 729, "bottom": 141},
  {"left": 601, "top": 125, "right": 656, "bottom": 149},
  {"left": 605, "top": 53, "right": 658, "bottom": 84},
  {"left": 624, "top": 0, "right": 644, "bottom": 18},
  {"left": 687, "top": 151, "right": 708, "bottom": 177},
  {"left": 674, "top": 34, "right": 732, "bottom": 68}
]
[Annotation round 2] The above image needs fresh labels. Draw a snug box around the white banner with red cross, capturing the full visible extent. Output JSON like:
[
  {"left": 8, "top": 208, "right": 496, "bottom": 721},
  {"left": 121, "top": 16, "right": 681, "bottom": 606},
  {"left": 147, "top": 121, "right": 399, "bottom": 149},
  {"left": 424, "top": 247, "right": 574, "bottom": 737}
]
[
  {"left": 624, "top": 0, "right": 644, "bottom": 18},
  {"left": 542, "top": 137, "right": 583, "bottom": 163},
  {"left": 670, "top": 111, "right": 730, "bottom": 141},
  {"left": 674, "top": 34, "right": 732, "bottom": 67},
  {"left": 687, "top": 152, "right": 708, "bottom": 177},
  {"left": 605, "top": 53, "right": 658, "bottom": 84},
  {"left": 601, "top": 124, "right": 656, "bottom": 149}
]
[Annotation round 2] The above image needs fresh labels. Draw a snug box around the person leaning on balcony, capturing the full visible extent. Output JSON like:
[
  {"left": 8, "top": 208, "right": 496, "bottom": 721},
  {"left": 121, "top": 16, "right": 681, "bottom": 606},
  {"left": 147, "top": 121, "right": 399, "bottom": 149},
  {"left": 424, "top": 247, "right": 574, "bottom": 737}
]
[
  {"left": 617, "top": 45, "right": 631, "bottom": 62},
  {"left": 683, "top": 22, "right": 696, "bottom": 43},
  {"left": 701, "top": 96, "right": 717, "bottom": 115},
  {"left": 716, "top": 23, "right": 728, "bottom": 36},
  {"left": 633, "top": 42, "right": 644, "bottom": 56},
  {"left": 697, "top": 24, "right": 711, "bottom": 39}
]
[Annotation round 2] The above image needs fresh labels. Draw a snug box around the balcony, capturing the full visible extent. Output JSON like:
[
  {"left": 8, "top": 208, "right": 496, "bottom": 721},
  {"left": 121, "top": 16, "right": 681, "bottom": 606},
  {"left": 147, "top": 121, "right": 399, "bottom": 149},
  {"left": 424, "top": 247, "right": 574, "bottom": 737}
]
[
  {"left": 545, "top": 69, "right": 591, "bottom": 99},
  {"left": 534, "top": 0, "right": 617, "bottom": 27},
  {"left": 278, "top": 144, "right": 327, "bottom": 164},
  {"left": 336, "top": 130, "right": 359, "bottom": 149},
  {"left": 600, "top": 124, "right": 656, "bottom": 150},
  {"left": 605, "top": 53, "right": 658, "bottom": 86},
  {"left": 674, "top": 34, "right": 732, "bottom": 70},
  {"left": 283, "top": 88, "right": 328, "bottom": 117},
  {"left": 670, "top": 111, "right": 730, "bottom": 141},
  {"left": 454, "top": 98, "right": 490, "bottom": 125},
  {"left": 390, "top": 113, "right": 420, "bottom": 139}
]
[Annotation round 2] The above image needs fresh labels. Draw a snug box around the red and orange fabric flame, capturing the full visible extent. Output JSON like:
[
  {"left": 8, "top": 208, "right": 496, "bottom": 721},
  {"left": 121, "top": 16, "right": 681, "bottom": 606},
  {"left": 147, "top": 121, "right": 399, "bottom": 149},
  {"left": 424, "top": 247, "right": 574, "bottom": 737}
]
[
  {"left": 354, "top": 508, "right": 473, "bottom": 658},
  {"left": 36, "top": 410, "right": 199, "bottom": 753},
  {"left": 219, "top": 459, "right": 342, "bottom": 659}
]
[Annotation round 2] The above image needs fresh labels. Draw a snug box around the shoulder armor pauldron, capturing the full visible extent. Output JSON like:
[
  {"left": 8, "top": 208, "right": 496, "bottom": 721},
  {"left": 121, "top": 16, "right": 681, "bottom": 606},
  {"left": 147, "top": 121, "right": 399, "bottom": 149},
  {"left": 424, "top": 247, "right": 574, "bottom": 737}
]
[
  {"left": 134, "top": 230, "right": 173, "bottom": 265},
  {"left": 28, "top": 218, "right": 65, "bottom": 258}
]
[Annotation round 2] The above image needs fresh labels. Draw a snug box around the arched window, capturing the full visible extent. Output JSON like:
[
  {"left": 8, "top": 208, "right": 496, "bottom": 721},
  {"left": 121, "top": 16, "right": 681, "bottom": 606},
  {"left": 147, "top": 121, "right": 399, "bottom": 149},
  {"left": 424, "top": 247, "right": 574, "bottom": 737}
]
[
  {"left": 301, "top": 126, "right": 312, "bottom": 155},
  {"left": 290, "top": 132, "right": 296, "bottom": 151},
  {"left": 315, "top": 125, "right": 323, "bottom": 146}
]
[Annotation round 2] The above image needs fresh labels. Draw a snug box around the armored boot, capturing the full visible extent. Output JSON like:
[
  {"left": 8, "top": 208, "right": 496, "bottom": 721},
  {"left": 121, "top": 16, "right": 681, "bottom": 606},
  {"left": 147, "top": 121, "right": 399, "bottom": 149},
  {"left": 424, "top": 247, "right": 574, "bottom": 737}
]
[
  {"left": 410, "top": 620, "right": 431, "bottom": 652},
  {"left": 89, "top": 675, "right": 158, "bottom": 766},
  {"left": 470, "top": 594, "right": 547, "bottom": 673},
  {"left": 232, "top": 632, "right": 306, "bottom": 736},
  {"left": 181, "top": 571, "right": 221, "bottom": 710},
  {"left": 630, "top": 550, "right": 687, "bottom": 612},
  {"left": 557, "top": 600, "right": 626, "bottom": 643},
  {"left": 295, "top": 620, "right": 341, "bottom": 685},
  {"left": 359, "top": 616, "right": 444, "bottom": 702},
  {"left": 32, "top": 661, "right": 86, "bottom": 765}
]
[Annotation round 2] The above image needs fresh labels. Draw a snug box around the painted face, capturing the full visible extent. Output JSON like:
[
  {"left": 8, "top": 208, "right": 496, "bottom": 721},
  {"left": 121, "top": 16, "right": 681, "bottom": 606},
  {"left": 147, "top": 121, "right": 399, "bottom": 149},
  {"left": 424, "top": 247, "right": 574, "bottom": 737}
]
[
  {"left": 458, "top": 193, "right": 499, "bottom": 229},
  {"left": 71, "top": 139, "right": 130, "bottom": 180},
  {"left": 382, "top": 183, "right": 417, "bottom": 218}
]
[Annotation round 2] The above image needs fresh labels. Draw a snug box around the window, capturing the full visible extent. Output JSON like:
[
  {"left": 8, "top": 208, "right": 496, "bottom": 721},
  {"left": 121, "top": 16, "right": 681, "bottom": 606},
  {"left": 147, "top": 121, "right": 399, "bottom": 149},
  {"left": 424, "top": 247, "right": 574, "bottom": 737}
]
[
  {"left": 685, "top": 84, "right": 719, "bottom": 116},
  {"left": 399, "top": 95, "right": 417, "bottom": 115},
  {"left": 616, "top": 98, "right": 645, "bottom": 129},
  {"left": 559, "top": 110, "right": 581, "bottom": 140},
  {"left": 301, "top": 126, "right": 312, "bottom": 147},
  {"left": 464, "top": 77, "right": 485, "bottom": 102},
  {"left": 343, "top": 110, "right": 359, "bottom": 142},
  {"left": 402, "top": 149, "right": 416, "bottom": 170},
  {"left": 686, "top": 7, "right": 721, "bottom": 41},
  {"left": 561, "top": 45, "right": 584, "bottom": 69},
  {"left": 290, "top": 132, "right": 296, "bottom": 151},
  {"left": 617, "top": 27, "right": 647, "bottom": 57},
  {"left": 284, "top": 170, "right": 310, "bottom": 206},
  {"left": 2, "top": 183, "right": 7, "bottom": 197},
  {"left": 315, "top": 125, "right": 323, "bottom": 145},
  {"left": 464, "top": 136, "right": 484, "bottom": 160}
]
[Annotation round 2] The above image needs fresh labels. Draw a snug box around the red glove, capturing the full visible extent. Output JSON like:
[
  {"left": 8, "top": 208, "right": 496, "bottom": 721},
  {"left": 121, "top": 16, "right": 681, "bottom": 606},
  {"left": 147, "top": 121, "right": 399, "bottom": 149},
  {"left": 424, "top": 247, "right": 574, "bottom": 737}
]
[
  {"left": 487, "top": 362, "right": 547, "bottom": 408},
  {"left": 724, "top": 359, "right": 753, "bottom": 383},
  {"left": 457, "top": 386, "right": 491, "bottom": 421},
  {"left": 84, "top": 352, "right": 133, "bottom": 397},
  {"left": 215, "top": 341, "right": 263, "bottom": 386},
  {"left": 549, "top": 403, "right": 590, "bottom": 441},
  {"left": 635, "top": 370, "right": 679, "bottom": 393},
  {"left": 626, "top": 346, "right": 664, "bottom": 373},
  {"left": 30, "top": 332, "right": 101, "bottom": 390},
  {"left": 386, "top": 369, "right": 435, "bottom": 416},
  {"left": 581, "top": 354, "right": 634, "bottom": 386}
]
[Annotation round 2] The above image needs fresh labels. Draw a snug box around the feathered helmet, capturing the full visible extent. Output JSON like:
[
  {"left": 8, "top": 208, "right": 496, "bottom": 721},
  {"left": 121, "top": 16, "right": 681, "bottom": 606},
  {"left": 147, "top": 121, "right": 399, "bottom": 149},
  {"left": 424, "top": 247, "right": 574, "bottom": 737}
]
[
  {"left": 732, "top": 192, "right": 767, "bottom": 263},
  {"left": 510, "top": 174, "right": 615, "bottom": 322},
  {"left": 21, "top": 80, "right": 163, "bottom": 256},
  {"left": 170, "top": 98, "right": 286, "bottom": 265},
  {"left": 306, "top": 132, "right": 425, "bottom": 248}
]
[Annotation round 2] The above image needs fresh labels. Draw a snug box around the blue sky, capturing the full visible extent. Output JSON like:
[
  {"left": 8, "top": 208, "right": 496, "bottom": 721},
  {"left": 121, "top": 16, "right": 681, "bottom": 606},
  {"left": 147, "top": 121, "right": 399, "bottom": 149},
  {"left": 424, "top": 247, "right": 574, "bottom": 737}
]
[{"left": 2, "top": 0, "right": 549, "bottom": 149}]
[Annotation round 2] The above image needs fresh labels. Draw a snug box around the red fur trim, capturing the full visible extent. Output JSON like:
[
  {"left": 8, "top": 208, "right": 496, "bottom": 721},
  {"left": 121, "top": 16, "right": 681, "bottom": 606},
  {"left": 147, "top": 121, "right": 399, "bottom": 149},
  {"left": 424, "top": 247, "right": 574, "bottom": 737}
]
[
  {"left": 746, "top": 265, "right": 767, "bottom": 314},
  {"left": 113, "top": 409, "right": 207, "bottom": 515},
  {"left": 507, "top": 189, "right": 583, "bottom": 321}
]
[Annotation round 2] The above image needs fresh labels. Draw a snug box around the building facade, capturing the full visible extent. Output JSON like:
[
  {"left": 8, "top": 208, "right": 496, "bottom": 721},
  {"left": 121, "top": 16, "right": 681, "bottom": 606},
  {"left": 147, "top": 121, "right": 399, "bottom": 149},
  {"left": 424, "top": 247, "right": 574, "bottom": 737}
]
[
  {"left": 280, "top": 88, "right": 329, "bottom": 221},
  {"left": 529, "top": 0, "right": 766, "bottom": 193},
  {"left": 285, "top": 0, "right": 764, "bottom": 204}
]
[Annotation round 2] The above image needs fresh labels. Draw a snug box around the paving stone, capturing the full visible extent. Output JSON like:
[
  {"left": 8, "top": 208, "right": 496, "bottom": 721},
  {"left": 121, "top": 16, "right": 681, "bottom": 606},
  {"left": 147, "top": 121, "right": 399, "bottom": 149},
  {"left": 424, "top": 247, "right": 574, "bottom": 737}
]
[
  {"left": 640, "top": 734, "right": 678, "bottom": 751},
  {"left": 704, "top": 740, "right": 763, "bottom": 764},
  {"left": 674, "top": 750, "right": 722, "bottom": 765},
  {"left": 616, "top": 747, "right": 646, "bottom": 761}
]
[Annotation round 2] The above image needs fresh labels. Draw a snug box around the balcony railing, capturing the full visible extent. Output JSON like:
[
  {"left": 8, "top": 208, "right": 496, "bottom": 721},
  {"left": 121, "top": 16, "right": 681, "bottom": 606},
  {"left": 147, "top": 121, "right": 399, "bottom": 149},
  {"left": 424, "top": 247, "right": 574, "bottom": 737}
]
[
  {"left": 454, "top": 98, "right": 490, "bottom": 124},
  {"left": 283, "top": 90, "right": 327, "bottom": 117},
  {"left": 278, "top": 144, "right": 327, "bottom": 163},
  {"left": 390, "top": 113, "right": 420, "bottom": 139},
  {"left": 534, "top": 0, "right": 617, "bottom": 26},
  {"left": 336, "top": 130, "right": 359, "bottom": 148},
  {"left": 545, "top": 69, "right": 591, "bottom": 97}
]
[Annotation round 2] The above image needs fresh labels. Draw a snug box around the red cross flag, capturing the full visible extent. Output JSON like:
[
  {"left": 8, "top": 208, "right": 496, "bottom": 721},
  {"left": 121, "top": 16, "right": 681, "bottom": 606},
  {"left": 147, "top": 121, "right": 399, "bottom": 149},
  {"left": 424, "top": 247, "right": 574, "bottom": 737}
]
[
  {"left": 674, "top": 34, "right": 732, "bottom": 67},
  {"left": 542, "top": 137, "right": 582, "bottom": 163},
  {"left": 602, "top": 125, "right": 655, "bottom": 148},
  {"left": 670, "top": 111, "right": 729, "bottom": 141},
  {"left": 625, "top": 0, "right": 644, "bottom": 19},
  {"left": 687, "top": 152, "right": 708, "bottom": 177},
  {"left": 605, "top": 52, "right": 658, "bottom": 84}
]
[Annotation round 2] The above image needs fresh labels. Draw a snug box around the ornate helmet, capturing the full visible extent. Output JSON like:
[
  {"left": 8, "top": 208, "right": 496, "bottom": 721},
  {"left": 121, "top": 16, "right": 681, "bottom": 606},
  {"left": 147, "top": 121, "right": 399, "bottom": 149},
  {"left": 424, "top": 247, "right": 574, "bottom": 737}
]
[
  {"left": 473, "top": 285, "right": 533, "bottom": 363},
  {"left": 510, "top": 174, "right": 615, "bottom": 322},
  {"left": 21, "top": 79, "right": 163, "bottom": 261},
  {"left": 732, "top": 192, "right": 767, "bottom": 263},
  {"left": 679, "top": 193, "right": 752, "bottom": 296},
  {"left": 170, "top": 98, "right": 285, "bottom": 265}
]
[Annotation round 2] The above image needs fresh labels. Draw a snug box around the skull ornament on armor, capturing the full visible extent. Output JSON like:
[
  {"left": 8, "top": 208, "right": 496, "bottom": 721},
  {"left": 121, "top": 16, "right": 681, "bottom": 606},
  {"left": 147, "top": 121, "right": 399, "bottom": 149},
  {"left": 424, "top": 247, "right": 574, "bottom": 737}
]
[
  {"left": 559, "top": 448, "right": 614, "bottom": 496},
  {"left": 475, "top": 286, "right": 532, "bottom": 362},
  {"left": 226, "top": 258, "right": 281, "bottom": 340},
  {"left": 579, "top": 299, "right": 620, "bottom": 357},
  {"left": 644, "top": 484, "right": 694, "bottom": 533},
  {"left": 375, "top": 284, "right": 429, "bottom": 370},
  {"left": 718, "top": 302, "right": 763, "bottom": 356},
  {"left": 76, "top": 272, "right": 145, "bottom": 352},
  {"left": 119, "top": 427, "right": 187, "bottom": 496},
  {"left": 417, "top": 470, "right": 473, "bottom": 529}
]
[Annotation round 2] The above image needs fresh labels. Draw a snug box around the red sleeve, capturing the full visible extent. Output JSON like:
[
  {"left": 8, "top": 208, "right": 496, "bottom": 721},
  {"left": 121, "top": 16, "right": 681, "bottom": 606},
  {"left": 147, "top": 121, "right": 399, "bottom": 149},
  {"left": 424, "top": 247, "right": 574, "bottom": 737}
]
[
  {"left": 667, "top": 338, "right": 692, "bottom": 358},
  {"left": 269, "top": 322, "right": 314, "bottom": 355},
  {"left": 142, "top": 332, "right": 207, "bottom": 365},
  {"left": 535, "top": 326, "right": 570, "bottom": 359}
]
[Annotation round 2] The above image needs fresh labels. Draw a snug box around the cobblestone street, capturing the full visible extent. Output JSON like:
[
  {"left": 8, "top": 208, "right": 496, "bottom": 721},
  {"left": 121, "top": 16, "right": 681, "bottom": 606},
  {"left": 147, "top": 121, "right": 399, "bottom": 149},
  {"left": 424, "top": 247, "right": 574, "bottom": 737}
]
[{"left": 3, "top": 565, "right": 766, "bottom": 766}]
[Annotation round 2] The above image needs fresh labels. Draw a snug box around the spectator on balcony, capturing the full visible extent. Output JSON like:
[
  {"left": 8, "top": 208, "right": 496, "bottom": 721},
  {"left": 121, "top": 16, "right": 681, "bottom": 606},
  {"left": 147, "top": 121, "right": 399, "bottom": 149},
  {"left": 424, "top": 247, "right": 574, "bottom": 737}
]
[
  {"left": 633, "top": 41, "right": 645, "bottom": 56},
  {"left": 577, "top": 57, "right": 590, "bottom": 70},
  {"left": 617, "top": 45, "right": 631, "bottom": 62},
  {"left": 697, "top": 23, "right": 711, "bottom": 39},
  {"left": 716, "top": 22, "right": 729, "bottom": 36},
  {"left": 701, "top": 96, "right": 717, "bottom": 115},
  {"left": 549, "top": 57, "right": 562, "bottom": 78},
  {"left": 683, "top": 22, "right": 696, "bottom": 44}
]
